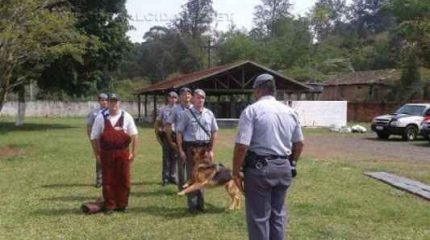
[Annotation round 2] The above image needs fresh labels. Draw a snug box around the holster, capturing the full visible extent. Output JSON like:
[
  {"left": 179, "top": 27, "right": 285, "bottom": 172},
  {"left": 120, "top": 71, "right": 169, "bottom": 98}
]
[
  {"left": 243, "top": 151, "right": 268, "bottom": 169},
  {"left": 243, "top": 151, "right": 290, "bottom": 170}
]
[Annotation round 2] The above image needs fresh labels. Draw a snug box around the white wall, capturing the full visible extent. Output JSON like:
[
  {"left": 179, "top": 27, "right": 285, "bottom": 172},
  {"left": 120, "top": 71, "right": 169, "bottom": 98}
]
[
  {"left": 0, "top": 101, "right": 139, "bottom": 117},
  {"left": 1, "top": 100, "right": 348, "bottom": 128},
  {"left": 289, "top": 101, "right": 347, "bottom": 127}
]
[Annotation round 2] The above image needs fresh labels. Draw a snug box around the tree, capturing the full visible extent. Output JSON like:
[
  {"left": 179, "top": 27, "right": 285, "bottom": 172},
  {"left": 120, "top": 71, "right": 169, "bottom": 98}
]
[
  {"left": 37, "top": 0, "right": 132, "bottom": 99},
  {"left": 254, "top": 0, "right": 292, "bottom": 36},
  {"left": 0, "top": 0, "right": 89, "bottom": 112},
  {"left": 384, "top": 0, "right": 430, "bottom": 101},
  {"left": 216, "top": 28, "right": 259, "bottom": 64},
  {"left": 310, "top": 0, "right": 348, "bottom": 41},
  {"left": 174, "top": 0, "right": 215, "bottom": 40}
]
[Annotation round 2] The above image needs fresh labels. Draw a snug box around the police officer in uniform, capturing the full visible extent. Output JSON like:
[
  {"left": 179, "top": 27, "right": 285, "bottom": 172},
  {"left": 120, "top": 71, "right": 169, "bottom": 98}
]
[
  {"left": 87, "top": 93, "right": 108, "bottom": 188},
  {"left": 165, "top": 87, "right": 193, "bottom": 191},
  {"left": 154, "top": 91, "right": 178, "bottom": 185},
  {"left": 232, "top": 74, "right": 304, "bottom": 240},
  {"left": 176, "top": 89, "right": 218, "bottom": 213}
]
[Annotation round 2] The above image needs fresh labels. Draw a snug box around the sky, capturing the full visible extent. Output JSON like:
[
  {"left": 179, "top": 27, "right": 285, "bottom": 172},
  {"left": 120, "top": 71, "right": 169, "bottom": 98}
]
[{"left": 126, "top": 0, "right": 318, "bottom": 43}]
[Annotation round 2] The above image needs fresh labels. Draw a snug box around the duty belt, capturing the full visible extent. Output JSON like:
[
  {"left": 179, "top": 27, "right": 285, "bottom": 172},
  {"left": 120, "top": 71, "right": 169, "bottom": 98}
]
[
  {"left": 184, "top": 141, "right": 211, "bottom": 147},
  {"left": 244, "top": 151, "right": 290, "bottom": 169}
]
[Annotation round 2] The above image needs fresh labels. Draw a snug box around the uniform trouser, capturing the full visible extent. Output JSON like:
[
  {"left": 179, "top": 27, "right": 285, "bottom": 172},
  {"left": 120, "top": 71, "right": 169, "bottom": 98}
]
[
  {"left": 244, "top": 158, "right": 293, "bottom": 240},
  {"left": 184, "top": 144, "right": 205, "bottom": 211},
  {"left": 100, "top": 149, "right": 130, "bottom": 210},
  {"left": 161, "top": 134, "right": 177, "bottom": 182},
  {"left": 177, "top": 149, "right": 186, "bottom": 191},
  {"left": 95, "top": 159, "right": 102, "bottom": 185}
]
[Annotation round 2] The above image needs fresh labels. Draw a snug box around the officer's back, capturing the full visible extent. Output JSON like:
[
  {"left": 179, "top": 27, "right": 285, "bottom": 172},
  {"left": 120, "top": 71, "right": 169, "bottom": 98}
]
[{"left": 237, "top": 96, "right": 301, "bottom": 157}]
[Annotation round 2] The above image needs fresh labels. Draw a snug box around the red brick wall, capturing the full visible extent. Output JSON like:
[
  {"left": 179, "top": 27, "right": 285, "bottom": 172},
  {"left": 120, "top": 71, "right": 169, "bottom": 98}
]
[{"left": 348, "top": 102, "right": 401, "bottom": 122}]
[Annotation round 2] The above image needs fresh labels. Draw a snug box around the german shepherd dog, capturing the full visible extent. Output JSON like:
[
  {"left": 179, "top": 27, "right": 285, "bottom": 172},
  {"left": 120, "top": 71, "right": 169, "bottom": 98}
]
[{"left": 177, "top": 147, "right": 241, "bottom": 210}]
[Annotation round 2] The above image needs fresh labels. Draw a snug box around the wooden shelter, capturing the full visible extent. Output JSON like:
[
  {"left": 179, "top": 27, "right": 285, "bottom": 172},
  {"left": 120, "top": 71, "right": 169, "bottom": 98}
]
[{"left": 135, "top": 60, "right": 314, "bottom": 120}]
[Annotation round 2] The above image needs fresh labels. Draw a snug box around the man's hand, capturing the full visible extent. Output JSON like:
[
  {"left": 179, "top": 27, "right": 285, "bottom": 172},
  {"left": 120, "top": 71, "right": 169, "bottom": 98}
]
[
  {"left": 129, "top": 152, "right": 135, "bottom": 162},
  {"left": 170, "top": 143, "right": 178, "bottom": 151},
  {"left": 209, "top": 150, "right": 214, "bottom": 161},
  {"left": 233, "top": 175, "right": 244, "bottom": 194},
  {"left": 179, "top": 150, "right": 186, "bottom": 163},
  {"left": 155, "top": 131, "right": 162, "bottom": 145}
]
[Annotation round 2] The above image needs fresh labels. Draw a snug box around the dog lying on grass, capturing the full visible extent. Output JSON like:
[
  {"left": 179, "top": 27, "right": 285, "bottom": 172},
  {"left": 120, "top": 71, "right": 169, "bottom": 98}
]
[{"left": 177, "top": 147, "right": 241, "bottom": 210}]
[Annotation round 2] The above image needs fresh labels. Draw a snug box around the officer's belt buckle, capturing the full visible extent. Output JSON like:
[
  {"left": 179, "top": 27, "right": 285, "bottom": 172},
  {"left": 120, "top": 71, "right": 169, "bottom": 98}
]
[{"left": 255, "top": 161, "right": 263, "bottom": 169}]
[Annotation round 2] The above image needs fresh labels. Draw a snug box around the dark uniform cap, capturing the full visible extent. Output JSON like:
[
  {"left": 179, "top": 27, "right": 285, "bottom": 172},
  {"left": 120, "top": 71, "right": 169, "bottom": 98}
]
[
  {"left": 179, "top": 87, "right": 192, "bottom": 94},
  {"left": 253, "top": 73, "right": 275, "bottom": 88},
  {"left": 193, "top": 89, "right": 206, "bottom": 98},
  {"left": 98, "top": 93, "right": 108, "bottom": 100},
  {"left": 108, "top": 93, "right": 120, "bottom": 100},
  {"left": 168, "top": 91, "right": 178, "bottom": 98}
]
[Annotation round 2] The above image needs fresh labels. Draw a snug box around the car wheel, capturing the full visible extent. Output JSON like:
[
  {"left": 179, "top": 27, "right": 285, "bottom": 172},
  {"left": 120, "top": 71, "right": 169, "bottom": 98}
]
[
  {"left": 402, "top": 126, "right": 418, "bottom": 141},
  {"left": 377, "top": 132, "right": 390, "bottom": 139}
]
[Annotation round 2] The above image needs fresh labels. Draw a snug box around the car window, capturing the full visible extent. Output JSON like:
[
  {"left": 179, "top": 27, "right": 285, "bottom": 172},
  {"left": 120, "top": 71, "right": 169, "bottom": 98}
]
[{"left": 395, "top": 105, "right": 426, "bottom": 116}]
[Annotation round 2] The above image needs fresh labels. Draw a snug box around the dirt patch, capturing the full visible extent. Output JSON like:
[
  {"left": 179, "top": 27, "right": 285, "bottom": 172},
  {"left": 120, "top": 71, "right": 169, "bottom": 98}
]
[
  {"left": 0, "top": 146, "right": 24, "bottom": 160},
  {"left": 304, "top": 133, "right": 430, "bottom": 163}
]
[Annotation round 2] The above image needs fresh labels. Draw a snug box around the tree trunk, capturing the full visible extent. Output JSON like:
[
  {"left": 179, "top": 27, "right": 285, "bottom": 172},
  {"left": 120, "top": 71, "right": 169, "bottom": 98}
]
[
  {"left": 0, "top": 85, "right": 7, "bottom": 113},
  {"left": 15, "top": 86, "right": 26, "bottom": 126}
]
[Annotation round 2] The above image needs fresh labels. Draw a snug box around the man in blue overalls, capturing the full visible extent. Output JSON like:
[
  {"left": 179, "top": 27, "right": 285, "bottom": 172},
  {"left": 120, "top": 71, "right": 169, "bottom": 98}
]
[{"left": 232, "top": 74, "right": 304, "bottom": 240}]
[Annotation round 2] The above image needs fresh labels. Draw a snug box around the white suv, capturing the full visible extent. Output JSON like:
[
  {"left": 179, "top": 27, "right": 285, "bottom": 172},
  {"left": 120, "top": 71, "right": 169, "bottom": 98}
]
[{"left": 371, "top": 103, "right": 430, "bottom": 141}]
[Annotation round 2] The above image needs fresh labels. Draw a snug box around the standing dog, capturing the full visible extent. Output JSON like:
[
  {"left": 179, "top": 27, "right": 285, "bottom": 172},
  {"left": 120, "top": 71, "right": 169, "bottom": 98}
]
[{"left": 177, "top": 147, "right": 241, "bottom": 210}]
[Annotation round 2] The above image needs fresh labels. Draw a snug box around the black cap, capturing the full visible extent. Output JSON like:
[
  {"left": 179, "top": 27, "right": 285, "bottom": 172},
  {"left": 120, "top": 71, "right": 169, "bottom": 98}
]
[
  {"left": 179, "top": 87, "right": 192, "bottom": 94},
  {"left": 168, "top": 91, "right": 178, "bottom": 98},
  {"left": 98, "top": 93, "right": 108, "bottom": 100},
  {"left": 193, "top": 89, "right": 206, "bottom": 98},
  {"left": 253, "top": 73, "right": 275, "bottom": 88},
  {"left": 108, "top": 93, "right": 120, "bottom": 100}
]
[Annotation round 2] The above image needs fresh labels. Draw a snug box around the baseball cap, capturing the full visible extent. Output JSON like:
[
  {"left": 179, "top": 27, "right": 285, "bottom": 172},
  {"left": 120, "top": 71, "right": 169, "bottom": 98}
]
[
  {"left": 98, "top": 93, "right": 108, "bottom": 100},
  {"left": 253, "top": 73, "right": 275, "bottom": 88},
  {"left": 168, "top": 91, "right": 178, "bottom": 98},
  {"left": 179, "top": 87, "right": 192, "bottom": 94},
  {"left": 108, "top": 93, "right": 120, "bottom": 101},
  {"left": 193, "top": 89, "right": 206, "bottom": 98}
]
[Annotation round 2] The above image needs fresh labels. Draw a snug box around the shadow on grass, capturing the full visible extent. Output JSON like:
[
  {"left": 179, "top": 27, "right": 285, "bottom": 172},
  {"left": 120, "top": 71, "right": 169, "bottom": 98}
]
[
  {"left": 41, "top": 196, "right": 99, "bottom": 202},
  {"left": 41, "top": 183, "right": 94, "bottom": 188},
  {"left": 131, "top": 181, "right": 160, "bottom": 186},
  {"left": 0, "top": 122, "right": 76, "bottom": 134},
  {"left": 32, "top": 208, "right": 82, "bottom": 216},
  {"left": 130, "top": 189, "right": 177, "bottom": 197},
  {"left": 130, "top": 202, "right": 226, "bottom": 218}
]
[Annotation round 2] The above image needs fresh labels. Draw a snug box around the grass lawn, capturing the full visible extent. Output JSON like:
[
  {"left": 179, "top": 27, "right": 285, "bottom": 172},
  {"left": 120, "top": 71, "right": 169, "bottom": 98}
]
[{"left": 0, "top": 118, "right": 429, "bottom": 240}]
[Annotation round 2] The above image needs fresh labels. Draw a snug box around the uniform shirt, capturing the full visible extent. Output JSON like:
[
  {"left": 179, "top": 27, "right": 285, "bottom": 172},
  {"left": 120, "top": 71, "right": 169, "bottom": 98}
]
[
  {"left": 86, "top": 107, "right": 106, "bottom": 127},
  {"left": 235, "top": 95, "right": 304, "bottom": 156},
  {"left": 90, "top": 110, "right": 138, "bottom": 140},
  {"left": 166, "top": 103, "right": 193, "bottom": 132},
  {"left": 176, "top": 107, "right": 219, "bottom": 142},
  {"left": 156, "top": 104, "right": 175, "bottom": 130}
]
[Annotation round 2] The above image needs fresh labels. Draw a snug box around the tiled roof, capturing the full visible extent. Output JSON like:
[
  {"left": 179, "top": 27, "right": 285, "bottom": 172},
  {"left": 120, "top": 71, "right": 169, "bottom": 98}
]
[
  {"left": 324, "top": 69, "right": 399, "bottom": 86},
  {"left": 135, "top": 60, "right": 310, "bottom": 94}
]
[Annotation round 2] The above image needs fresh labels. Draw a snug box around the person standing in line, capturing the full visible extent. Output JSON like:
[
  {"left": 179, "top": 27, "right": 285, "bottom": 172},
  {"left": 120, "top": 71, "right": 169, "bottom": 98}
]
[
  {"left": 176, "top": 89, "right": 218, "bottom": 213},
  {"left": 86, "top": 93, "right": 108, "bottom": 188},
  {"left": 164, "top": 87, "right": 193, "bottom": 191},
  {"left": 91, "top": 93, "right": 139, "bottom": 214},
  {"left": 154, "top": 91, "right": 178, "bottom": 186},
  {"left": 232, "top": 74, "right": 304, "bottom": 240}
]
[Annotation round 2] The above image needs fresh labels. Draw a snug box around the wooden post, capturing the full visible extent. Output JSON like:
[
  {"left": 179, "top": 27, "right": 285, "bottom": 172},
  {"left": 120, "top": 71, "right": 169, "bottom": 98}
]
[
  {"left": 144, "top": 94, "right": 148, "bottom": 118},
  {"left": 216, "top": 95, "right": 221, "bottom": 117},
  {"left": 137, "top": 95, "right": 141, "bottom": 120},
  {"left": 153, "top": 94, "right": 157, "bottom": 123}
]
